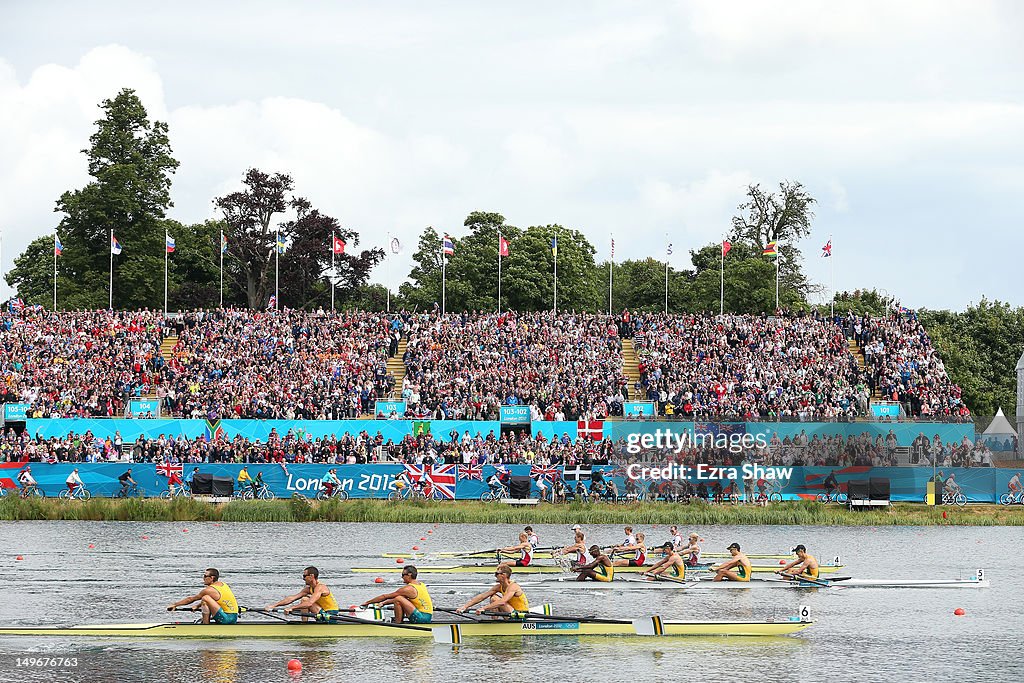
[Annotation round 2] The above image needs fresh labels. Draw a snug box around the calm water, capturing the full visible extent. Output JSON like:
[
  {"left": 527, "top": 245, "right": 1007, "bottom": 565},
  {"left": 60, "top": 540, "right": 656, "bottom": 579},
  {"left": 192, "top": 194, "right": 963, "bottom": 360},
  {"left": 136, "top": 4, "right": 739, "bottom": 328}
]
[{"left": 0, "top": 520, "right": 1020, "bottom": 683}]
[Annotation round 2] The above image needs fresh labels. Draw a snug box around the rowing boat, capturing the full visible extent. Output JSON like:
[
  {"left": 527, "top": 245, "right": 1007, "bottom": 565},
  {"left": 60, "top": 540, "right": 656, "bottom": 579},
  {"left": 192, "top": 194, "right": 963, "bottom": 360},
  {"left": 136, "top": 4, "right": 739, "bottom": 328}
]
[
  {"left": 0, "top": 617, "right": 812, "bottom": 639},
  {"left": 382, "top": 551, "right": 800, "bottom": 561},
  {"left": 352, "top": 562, "right": 843, "bottom": 575},
  {"left": 619, "top": 575, "right": 990, "bottom": 589}
]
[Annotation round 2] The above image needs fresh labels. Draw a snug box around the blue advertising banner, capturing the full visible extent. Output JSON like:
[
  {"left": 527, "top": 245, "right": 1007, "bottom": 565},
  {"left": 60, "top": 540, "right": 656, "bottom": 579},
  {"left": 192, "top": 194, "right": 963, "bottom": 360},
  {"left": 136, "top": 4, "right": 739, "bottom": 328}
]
[
  {"left": 374, "top": 401, "right": 407, "bottom": 418},
  {"left": 3, "top": 404, "right": 30, "bottom": 421},
  {"left": 500, "top": 406, "right": 531, "bottom": 424},
  {"left": 128, "top": 399, "right": 161, "bottom": 417},
  {"left": 623, "top": 402, "right": 656, "bottom": 417}
]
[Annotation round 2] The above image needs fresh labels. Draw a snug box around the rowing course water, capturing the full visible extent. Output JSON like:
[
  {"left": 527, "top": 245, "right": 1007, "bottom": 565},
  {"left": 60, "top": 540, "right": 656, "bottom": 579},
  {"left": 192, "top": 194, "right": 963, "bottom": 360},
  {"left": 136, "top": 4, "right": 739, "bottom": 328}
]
[{"left": 0, "top": 522, "right": 1019, "bottom": 683}]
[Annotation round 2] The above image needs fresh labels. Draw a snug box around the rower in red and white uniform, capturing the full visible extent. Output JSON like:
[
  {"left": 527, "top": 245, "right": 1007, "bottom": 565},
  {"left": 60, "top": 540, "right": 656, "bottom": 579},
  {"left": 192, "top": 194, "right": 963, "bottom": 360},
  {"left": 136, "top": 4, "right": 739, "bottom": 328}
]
[
  {"left": 499, "top": 532, "right": 533, "bottom": 568},
  {"left": 560, "top": 531, "right": 588, "bottom": 565},
  {"left": 524, "top": 526, "right": 540, "bottom": 549},
  {"left": 668, "top": 525, "right": 684, "bottom": 551},
  {"left": 678, "top": 532, "right": 702, "bottom": 567},
  {"left": 612, "top": 532, "right": 647, "bottom": 567}
]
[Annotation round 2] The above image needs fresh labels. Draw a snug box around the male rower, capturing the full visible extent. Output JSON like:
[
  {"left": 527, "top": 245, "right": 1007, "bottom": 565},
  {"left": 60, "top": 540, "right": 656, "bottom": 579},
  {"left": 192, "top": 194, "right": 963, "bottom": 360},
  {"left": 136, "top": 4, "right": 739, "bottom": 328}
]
[
  {"left": 644, "top": 541, "right": 687, "bottom": 579},
  {"left": 167, "top": 567, "right": 239, "bottom": 624},
  {"left": 498, "top": 532, "right": 533, "bottom": 568},
  {"left": 679, "top": 532, "right": 703, "bottom": 567},
  {"left": 778, "top": 545, "right": 819, "bottom": 581},
  {"left": 668, "top": 525, "right": 684, "bottom": 551},
  {"left": 266, "top": 566, "right": 340, "bottom": 621},
  {"left": 524, "top": 526, "right": 540, "bottom": 549},
  {"left": 360, "top": 565, "right": 433, "bottom": 623},
  {"left": 576, "top": 545, "right": 615, "bottom": 582},
  {"left": 66, "top": 468, "right": 84, "bottom": 494},
  {"left": 457, "top": 565, "right": 529, "bottom": 615},
  {"left": 611, "top": 532, "right": 647, "bottom": 568},
  {"left": 560, "top": 530, "right": 588, "bottom": 566},
  {"left": 712, "top": 543, "right": 751, "bottom": 582}
]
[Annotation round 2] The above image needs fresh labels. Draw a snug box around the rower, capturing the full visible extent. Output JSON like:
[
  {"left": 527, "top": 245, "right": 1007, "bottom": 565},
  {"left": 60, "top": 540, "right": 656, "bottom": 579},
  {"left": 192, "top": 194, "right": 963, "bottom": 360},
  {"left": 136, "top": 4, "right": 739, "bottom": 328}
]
[
  {"left": 266, "top": 566, "right": 340, "bottom": 621},
  {"left": 498, "top": 532, "right": 533, "bottom": 568},
  {"left": 611, "top": 532, "right": 646, "bottom": 567},
  {"left": 360, "top": 565, "right": 433, "bottom": 623},
  {"left": 668, "top": 525, "right": 683, "bottom": 551},
  {"left": 679, "top": 532, "right": 702, "bottom": 567},
  {"left": 576, "top": 545, "right": 615, "bottom": 582},
  {"left": 524, "top": 526, "right": 540, "bottom": 549},
  {"left": 644, "top": 541, "right": 686, "bottom": 578},
  {"left": 560, "top": 531, "right": 588, "bottom": 566},
  {"left": 457, "top": 565, "right": 529, "bottom": 615},
  {"left": 712, "top": 543, "right": 751, "bottom": 582},
  {"left": 167, "top": 568, "right": 239, "bottom": 624},
  {"left": 778, "top": 545, "right": 819, "bottom": 581}
]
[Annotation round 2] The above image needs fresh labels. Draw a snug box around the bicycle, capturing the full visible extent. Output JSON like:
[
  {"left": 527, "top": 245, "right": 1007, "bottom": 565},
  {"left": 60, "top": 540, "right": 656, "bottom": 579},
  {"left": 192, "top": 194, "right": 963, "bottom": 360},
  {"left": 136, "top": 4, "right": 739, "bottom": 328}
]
[
  {"left": 388, "top": 483, "right": 426, "bottom": 502},
  {"left": 243, "top": 483, "right": 276, "bottom": 501},
  {"left": 16, "top": 484, "right": 45, "bottom": 499},
  {"left": 942, "top": 490, "right": 967, "bottom": 507},
  {"left": 160, "top": 483, "right": 192, "bottom": 499},
  {"left": 481, "top": 483, "right": 510, "bottom": 502},
  {"left": 114, "top": 483, "right": 145, "bottom": 498},
  {"left": 316, "top": 485, "right": 350, "bottom": 502},
  {"left": 816, "top": 489, "right": 848, "bottom": 504},
  {"left": 59, "top": 486, "right": 92, "bottom": 501},
  {"left": 999, "top": 490, "right": 1024, "bottom": 506}
]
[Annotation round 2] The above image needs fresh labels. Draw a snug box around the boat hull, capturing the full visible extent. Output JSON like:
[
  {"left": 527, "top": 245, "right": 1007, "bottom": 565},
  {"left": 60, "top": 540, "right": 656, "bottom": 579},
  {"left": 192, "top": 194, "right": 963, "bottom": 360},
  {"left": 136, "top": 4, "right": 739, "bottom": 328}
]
[
  {"left": 383, "top": 551, "right": 796, "bottom": 561},
  {"left": 353, "top": 563, "right": 842, "bottom": 575}
]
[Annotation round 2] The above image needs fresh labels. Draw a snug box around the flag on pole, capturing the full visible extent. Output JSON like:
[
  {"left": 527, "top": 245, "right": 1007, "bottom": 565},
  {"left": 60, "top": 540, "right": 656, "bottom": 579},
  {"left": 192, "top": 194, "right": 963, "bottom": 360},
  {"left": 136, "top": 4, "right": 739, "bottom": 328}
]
[
  {"left": 54, "top": 235, "right": 63, "bottom": 256},
  {"left": 498, "top": 236, "right": 509, "bottom": 257},
  {"left": 390, "top": 237, "right": 401, "bottom": 254},
  {"left": 276, "top": 235, "right": 287, "bottom": 254},
  {"left": 332, "top": 236, "right": 346, "bottom": 254},
  {"left": 165, "top": 233, "right": 175, "bottom": 253},
  {"left": 550, "top": 237, "right": 558, "bottom": 256},
  {"left": 762, "top": 241, "right": 778, "bottom": 256},
  {"left": 722, "top": 240, "right": 732, "bottom": 256},
  {"left": 221, "top": 233, "right": 228, "bottom": 254},
  {"left": 267, "top": 295, "right": 277, "bottom": 309},
  {"left": 442, "top": 234, "right": 454, "bottom": 255},
  {"left": 611, "top": 238, "right": 615, "bottom": 259},
  {"left": 821, "top": 240, "right": 832, "bottom": 257},
  {"left": 111, "top": 235, "right": 123, "bottom": 255},
  {"left": 667, "top": 243, "right": 673, "bottom": 256}
]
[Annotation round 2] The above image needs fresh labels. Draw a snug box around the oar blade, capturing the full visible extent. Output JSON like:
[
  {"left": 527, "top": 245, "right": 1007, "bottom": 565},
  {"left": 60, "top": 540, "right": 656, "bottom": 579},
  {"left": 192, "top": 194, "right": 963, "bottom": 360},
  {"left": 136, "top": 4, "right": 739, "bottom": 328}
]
[
  {"left": 432, "top": 624, "right": 461, "bottom": 645},
  {"left": 632, "top": 616, "right": 665, "bottom": 636}
]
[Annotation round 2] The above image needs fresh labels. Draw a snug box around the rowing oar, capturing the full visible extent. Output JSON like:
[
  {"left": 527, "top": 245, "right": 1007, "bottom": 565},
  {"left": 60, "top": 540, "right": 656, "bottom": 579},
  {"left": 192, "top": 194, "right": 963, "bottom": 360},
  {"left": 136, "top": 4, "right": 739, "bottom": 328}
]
[
  {"left": 641, "top": 572, "right": 696, "bottom": 586},
  {"left": 299, "top": 611, "right": 431, "bottom": 632},
  {"left": 239, "top": 606, "right": 294, "bottom": 623},
  {"left": 774, "top": 572, "right": 833, "bottom": 588},
  {"left": 433, "top": 607, "right": 485, "bottom": 622},
  {"left": 480, "top": 610, "right": 625, "bottom": 625}
]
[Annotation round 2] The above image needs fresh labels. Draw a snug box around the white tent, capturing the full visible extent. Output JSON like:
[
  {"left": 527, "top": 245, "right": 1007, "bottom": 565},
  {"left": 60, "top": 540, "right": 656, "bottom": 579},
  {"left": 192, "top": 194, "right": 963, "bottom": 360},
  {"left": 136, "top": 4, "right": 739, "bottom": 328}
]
[{"left": 982, "top": 407, "right": 1017, "bottom": 453}]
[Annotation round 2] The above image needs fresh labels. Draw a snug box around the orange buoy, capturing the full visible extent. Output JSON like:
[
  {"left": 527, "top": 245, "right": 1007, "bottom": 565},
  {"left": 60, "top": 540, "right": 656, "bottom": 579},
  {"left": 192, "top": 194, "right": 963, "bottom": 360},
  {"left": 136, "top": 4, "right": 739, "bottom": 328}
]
[
  {"left": 396, "top": 558, "right": 404, "bottom": 564},
  {"left": 287, "top": 659, "right": 302, "bottom": 672},
  {"left": 427, "top": 530, "right": 433, "bottom": 535},
  {"left": 954, "top": 608, "right": 965, "bottom": 616},
  {"left": 942, "top": 511, "right": 948, "bottom": 519},
  {"left": 779, "top": 560, "right": 786, "bottom": 565},
  {"left": 15, "top": 555, "right": 24, "bottom": 561},
  {"left": 412, "top": 546, "right": 420, "bottom": 550},
  {"left": 141, "top": 535, "right": 149, "bottom": 540},
  {"left": 88, "top": 544, "right": 95, "bottom": 549},
  {"left": 182, "top": 528, "right": 189, "bottom": 533},
  {"left": 374, "top": 577, "right": 384, "bottom": 583},
  {"left": 420, "top": 537, "right": 426, "bottom": 541}
]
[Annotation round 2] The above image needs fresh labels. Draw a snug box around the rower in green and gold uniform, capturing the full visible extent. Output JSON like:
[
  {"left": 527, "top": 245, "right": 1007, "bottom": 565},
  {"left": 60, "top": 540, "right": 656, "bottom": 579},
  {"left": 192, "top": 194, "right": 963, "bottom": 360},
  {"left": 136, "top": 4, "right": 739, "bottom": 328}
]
[
  {"left": 361, "top": 565, "right": 434, "bottom": 623},
  {"left": 266, "top": 566, "right": 340, "bottom": 621},
  {"left": 167, "top": 567, "right": 239, "bottom": 624},
  {"left": 644, "top": 541, "right": 687, "bottom": 578},
  {"left": 576, "top": 545, "right": 615, "bottom": 582},
  {"left": 457, "top": 565, "right": 529, "bottom": 615},
  {"left": 778, "top": 545, "right": 819, "bottom": 580},
  {"left": 712, "top": 543, "right": 751, "bottom": 582}
]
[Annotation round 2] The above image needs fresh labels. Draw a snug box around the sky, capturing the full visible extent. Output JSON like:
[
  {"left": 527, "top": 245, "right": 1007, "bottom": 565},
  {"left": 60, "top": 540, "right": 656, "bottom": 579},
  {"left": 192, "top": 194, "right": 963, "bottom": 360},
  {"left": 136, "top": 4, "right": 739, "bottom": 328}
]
[{"left": 1, "top": 0, "right": 1022, "bottom": 310}]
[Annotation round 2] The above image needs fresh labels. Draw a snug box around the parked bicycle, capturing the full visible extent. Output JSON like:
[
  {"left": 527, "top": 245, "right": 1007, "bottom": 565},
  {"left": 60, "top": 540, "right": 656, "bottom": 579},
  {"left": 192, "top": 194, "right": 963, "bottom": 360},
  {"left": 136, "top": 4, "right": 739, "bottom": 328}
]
[{"left": 58, "top": 486, "right": 92, "bottom": 501}]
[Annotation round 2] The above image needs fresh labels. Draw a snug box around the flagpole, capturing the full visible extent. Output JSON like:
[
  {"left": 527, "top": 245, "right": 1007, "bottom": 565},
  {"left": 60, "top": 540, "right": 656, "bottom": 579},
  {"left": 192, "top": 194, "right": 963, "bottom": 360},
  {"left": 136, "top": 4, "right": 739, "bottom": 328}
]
[
  {"left": 553, "top": 232, "right": 557, "bottom": 315},
  {"left": 53, "top": 232, "right": 58, "bottom": 311},
  {"left": 219, "top": 230, "right": 224, "bottom": 308},
  {"left": 275, "top": 224, "right": 280, "bottom": 310},
  {"left": 497, "top": 231, "right": 502, "bottom": 315},
  {"left": 441, "top": 240, "right": 446, "bottom": 316},
  {"left": 664, "top": 234, "right": 669, "bottom": 315},
  {"left": 386, "top": 230, "right": 391, "bottom": 313},
  {"left": 775, "top": 253, "right": 780, "bottom": 311},
  {"left": 331, "top": 231, "right": 336, "bottom": 312},
  {"left": 720, "top": 239, "right": 725, "bottom": 317},
  {"left": 608, "top": 234, "right": 613, "bottom": 316},
  {"left": 164, "top": 234, "right": 168, "bottom": 315},
  {"left": 830, "top": 233, "right": 835, "bottom": 318},
  {"left": 109, "top": 228, "right": 114, "bottom": 310}
]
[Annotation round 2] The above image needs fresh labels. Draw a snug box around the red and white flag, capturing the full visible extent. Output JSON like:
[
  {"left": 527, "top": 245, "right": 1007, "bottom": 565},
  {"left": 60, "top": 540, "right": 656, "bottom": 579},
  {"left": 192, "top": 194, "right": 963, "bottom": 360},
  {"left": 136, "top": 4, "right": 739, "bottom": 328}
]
[
  {"left": 577, "top": 420, "right": 604, "bottom": 441},
  {"left": 458, "top": 465, "right": 482, "bottom": 481},
  {"left": 157, "top": 462, "right": 183, "bottom": 478},
  {"left": 498, "top": 236, "right": 510, "bottom": 258},
  {"left": 332, "top": 237, "right": 346, "bottom": 255},
  {"left": 530, "top": 465, "right": 560, "bottom": 479},
  {"left": 722, "top": 240, "right": 732, "bottom": 256},
  {"left": 404, "top": 464, "right": 457, "bottom": 499}
]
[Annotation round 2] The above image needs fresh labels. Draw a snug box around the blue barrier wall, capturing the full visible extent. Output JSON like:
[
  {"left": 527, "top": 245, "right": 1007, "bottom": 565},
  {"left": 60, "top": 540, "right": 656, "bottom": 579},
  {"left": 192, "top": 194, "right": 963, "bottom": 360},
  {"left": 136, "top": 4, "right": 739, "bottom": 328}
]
[{"left": 0, "top": 462, "right": 1009, "bottom": 502}]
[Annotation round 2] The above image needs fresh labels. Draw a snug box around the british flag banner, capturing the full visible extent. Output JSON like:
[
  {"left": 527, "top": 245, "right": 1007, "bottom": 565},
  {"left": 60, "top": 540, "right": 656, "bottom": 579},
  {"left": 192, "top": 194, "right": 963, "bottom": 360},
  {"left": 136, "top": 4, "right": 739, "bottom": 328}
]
[
  {"left": 577, "top": 420, "right": 605, "bottom": 441},
  {"left": 458, "top": 465, "right": 482, "bottom": 481},
  {"left": 530, "top": 465, "right": 560, "bottom": 480},
  {"left": 156, "top": 462, "right": 183, "bottom": 478},
  {"left": 404, "top": 464, "right": 457, "bottom": 500}
]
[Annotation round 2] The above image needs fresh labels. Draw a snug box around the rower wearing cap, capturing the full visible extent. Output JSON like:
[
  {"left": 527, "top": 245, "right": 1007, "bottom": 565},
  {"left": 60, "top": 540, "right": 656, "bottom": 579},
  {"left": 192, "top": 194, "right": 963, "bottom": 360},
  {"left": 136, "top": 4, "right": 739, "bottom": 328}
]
[
  {"left": 167, "top": 568, "right": 239, "bottom": 624},
  {"left": 679, "top": 533, "right": 702, "bottom": 566},
  {"left": 266, "top": 566, "right": 340, "bottom": 621},
  {"left": 612, "top": 532, "right": 647, "bottom": 567},
  {"left": 360, "top": 565, "right": 433, "bottom": 623},
  {"left": 778, "top": 545, "right": 819, "bottom": 580},
  {"left": 712, "top": 543, "right": 751, "bottom": 582},
  {"left": 644, "top": 541, "right": 686, "bottom": 578},
  {"left": 457, "top": 565, "right": 529, "bottom": 615},
  {"left": 524, "top": 526, "right": 540, "bottom": 549},
  {"left": 576, "top": 545, "right": 615, "bottom": 582},
  {"left": 498, "top": 532, "right": 533, "bottom": 568}
]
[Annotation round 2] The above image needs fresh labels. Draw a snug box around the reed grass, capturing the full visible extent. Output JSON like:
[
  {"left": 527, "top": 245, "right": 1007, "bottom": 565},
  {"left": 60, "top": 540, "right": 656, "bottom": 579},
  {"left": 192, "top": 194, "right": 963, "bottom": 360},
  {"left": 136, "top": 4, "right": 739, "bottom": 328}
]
[{"left": 1, "top": 495, "right": 1022, "bottom": 525}]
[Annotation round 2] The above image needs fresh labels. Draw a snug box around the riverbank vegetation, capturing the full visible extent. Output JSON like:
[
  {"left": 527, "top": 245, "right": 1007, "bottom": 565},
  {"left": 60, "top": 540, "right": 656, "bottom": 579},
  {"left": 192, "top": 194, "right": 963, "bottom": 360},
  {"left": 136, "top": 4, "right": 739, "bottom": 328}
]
[{"left": 2, "top": 496, "right": 1023, "bottom": 525}]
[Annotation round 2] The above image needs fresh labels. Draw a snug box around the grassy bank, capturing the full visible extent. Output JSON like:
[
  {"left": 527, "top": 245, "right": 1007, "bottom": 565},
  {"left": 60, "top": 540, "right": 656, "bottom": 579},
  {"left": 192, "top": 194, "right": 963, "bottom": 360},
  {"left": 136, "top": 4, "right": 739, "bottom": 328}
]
[{"left": 2, "top": 496, "right": 1024, "bottom": 525}]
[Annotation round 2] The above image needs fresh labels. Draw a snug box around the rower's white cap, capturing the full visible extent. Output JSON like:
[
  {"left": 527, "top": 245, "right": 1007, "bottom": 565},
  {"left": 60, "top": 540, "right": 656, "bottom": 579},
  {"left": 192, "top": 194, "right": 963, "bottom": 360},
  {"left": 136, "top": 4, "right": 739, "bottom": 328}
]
[{"left": 570, "top": 524, "right": 582, "bottom": 530}]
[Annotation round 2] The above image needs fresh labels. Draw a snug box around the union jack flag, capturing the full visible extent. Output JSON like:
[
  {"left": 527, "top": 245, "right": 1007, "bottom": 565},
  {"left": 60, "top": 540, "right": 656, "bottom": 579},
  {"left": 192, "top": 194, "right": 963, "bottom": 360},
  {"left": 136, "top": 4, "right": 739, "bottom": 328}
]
[
  {"left": 577, "top": 420, "right": 604, "bottom": 441},
  {"left": 157, "top": 462, "right": 183, "bottom": 478},
  {"left": 458, "top": 465, "right": 482, "bottom": 481},
  {"left": 530, "top": 465, "right": 560, "bottom": 479},
  {"left": 404, "top": 464, "right": 457, "bottom": 500}
]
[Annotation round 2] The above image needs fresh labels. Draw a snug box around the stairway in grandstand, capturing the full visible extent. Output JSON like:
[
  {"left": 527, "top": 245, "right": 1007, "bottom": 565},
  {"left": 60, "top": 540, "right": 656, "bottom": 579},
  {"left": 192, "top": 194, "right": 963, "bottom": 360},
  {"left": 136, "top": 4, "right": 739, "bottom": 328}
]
[
  {"left": 387, "top": 337, "right": 407, "bottom": 400},
  {"left": 848, "top": 339, "right": 884, "bottom": 401},
  {"left": 159, "top": 333, "right": 178, "bottom": 362},
  {"left": 621, "top": 338, "right": 641, "bottom": 398}
]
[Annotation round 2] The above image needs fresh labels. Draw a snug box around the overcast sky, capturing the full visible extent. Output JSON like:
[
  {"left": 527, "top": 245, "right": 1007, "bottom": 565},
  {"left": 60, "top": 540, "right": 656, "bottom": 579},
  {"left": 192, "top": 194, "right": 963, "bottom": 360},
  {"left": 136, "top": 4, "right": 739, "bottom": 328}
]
[{"left": 1, "top": 1, "right": 1022, "bottom": 309}]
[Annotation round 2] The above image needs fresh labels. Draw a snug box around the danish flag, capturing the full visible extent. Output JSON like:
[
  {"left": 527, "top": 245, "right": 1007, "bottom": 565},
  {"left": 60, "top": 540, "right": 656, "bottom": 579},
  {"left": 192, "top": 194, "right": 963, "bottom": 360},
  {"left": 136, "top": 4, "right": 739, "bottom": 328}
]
[{"left": 577, "top": 420, "right": 604, "bottom": 441}]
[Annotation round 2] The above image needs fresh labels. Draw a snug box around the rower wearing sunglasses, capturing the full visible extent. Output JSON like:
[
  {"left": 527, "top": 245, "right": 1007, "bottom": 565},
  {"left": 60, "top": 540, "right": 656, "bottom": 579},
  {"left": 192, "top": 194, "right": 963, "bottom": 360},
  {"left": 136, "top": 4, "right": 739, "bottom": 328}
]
[
  {"left": 265, "top": 566, "right": 340, "bottom": 621},
  {"left": 166, "top": 568, "right": 239, "bottom": 625},
  {"left": 456, "top": 565, "right": 529, "bottom": 615}
]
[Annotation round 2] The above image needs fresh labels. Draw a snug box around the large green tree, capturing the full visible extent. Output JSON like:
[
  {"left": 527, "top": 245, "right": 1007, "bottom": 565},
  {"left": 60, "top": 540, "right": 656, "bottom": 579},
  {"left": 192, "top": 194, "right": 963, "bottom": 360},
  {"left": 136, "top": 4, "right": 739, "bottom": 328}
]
[{"left": 52, "top": 88, "right": 178, "bottom": 309}]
